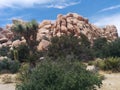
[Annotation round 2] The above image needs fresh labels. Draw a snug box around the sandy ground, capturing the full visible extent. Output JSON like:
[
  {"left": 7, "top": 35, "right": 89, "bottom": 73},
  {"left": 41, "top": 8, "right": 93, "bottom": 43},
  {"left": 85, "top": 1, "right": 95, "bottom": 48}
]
[
  {"left": 0, "top": 74, "right": 16, "bottom": 90},
  {"left": 98, "top": 72, "right": 120, "bottom": 90},
  {"left": 0, "top": 73, "right": 120, "bottom": 90},
  {"left": 0, "top": 83, "right": 15, "bottom": 90}
]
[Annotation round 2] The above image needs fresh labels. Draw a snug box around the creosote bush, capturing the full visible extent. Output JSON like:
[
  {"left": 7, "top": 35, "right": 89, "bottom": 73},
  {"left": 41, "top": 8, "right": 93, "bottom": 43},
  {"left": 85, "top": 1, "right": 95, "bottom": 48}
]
[
  {"left": 0, "top": 46, "right": 10, "bottom": 57},
  {"left": 92, "top": 37, "right": 108, "bottom": 58},
  {"left": 10, "top": 44, "right": 29, "bottom": 62},
  {"left": 102, "top": 57, "right": 120, "bottom": 72},
  {"left": 92, "top": 38, "right": 120, "bottom": 58},
  {"left": 47, "top": 34, "right": 93, "bottom": 61},
  {"left": 16, "top": 58, "right": 102, "bottom": 90},
  {"left": 93, "top": 57, "right": 120, "bottom": 72},
  {"left": 0, "top": 58, "right": 20, "bottom": 73}
]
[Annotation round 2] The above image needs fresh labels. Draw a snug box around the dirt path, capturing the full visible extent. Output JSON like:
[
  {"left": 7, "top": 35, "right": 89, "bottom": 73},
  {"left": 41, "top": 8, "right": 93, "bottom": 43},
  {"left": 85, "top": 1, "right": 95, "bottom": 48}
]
[
  {"left": 98, "top": 73, "right": 120, "bottom": 90},
  {"left": 0, "top": 74, "right": 16, "bottom": 90},
  {"left": 0, "top": 83, "right": 15, "bottom": 90}
]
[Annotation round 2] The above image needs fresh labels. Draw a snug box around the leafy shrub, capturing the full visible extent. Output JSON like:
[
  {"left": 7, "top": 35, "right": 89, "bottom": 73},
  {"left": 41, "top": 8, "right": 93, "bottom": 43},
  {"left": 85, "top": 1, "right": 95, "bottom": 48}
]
[
  {"left": 9, "top": 61, "right": 20, "bottom": 73},
  {"left": 17, "top": 63, "right": 30, "bottom": 82},
  {"left": 47, "top": 34, "right": 93, "bottom": 60},
  {"left": 93, "top": 38, "right": 120, "bottom": 58},
  {"left": 0, "top": 58, "right": 10, "bottom": 71},
  {"left": 106, "top": 38, "right": 120, "bottom": 57},
  {"left": 0, "top": 58, "right": 20, "bottom": 73},
  {"left": 0, "top": 46, "right": 10, "bottom": 56},
  {"left": 94, "top": 57, "right": 120, "bottom": 72},
  {"left": 16, "top": 59, "right": 102, "bottom": 90},
  {"left": 17, "top": 44, "right": 29, "bottom": 62},
  {"left": 103, "top": 57, "right": 120, "bottom": 72},
  {"left": 9, "top": 44, "right": 29, "bottom": 62},
  {"left": 92, "top": 37, "right": 108, "bottom": 58}
]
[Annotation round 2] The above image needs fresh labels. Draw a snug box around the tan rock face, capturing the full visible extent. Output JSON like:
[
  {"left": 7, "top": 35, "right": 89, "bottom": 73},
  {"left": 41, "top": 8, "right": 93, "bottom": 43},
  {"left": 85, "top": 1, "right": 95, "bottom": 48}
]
[
  {"left": 36, "top": 13, "right": 118, "bottom": 51},
  {"left": 0, "top": 38, "right": 8, "bottom": 44},
  {"left": 0, "top": 13, "right": 118, "bottom": 51},
  {"left": 12, "top": 39, "right": 26, "bottom": 47},
  {"left": 37, "top": 39, "right": 50, "bottom": 51}
]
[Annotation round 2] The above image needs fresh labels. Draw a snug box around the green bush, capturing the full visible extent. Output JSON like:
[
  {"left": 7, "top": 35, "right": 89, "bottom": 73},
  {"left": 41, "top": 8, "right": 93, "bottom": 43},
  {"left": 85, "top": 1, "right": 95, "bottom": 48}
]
[
  {"left": 16, "top": 60, "right": 102, "bottom": 90},
  {"left": 93, "top": 38, "right": 120, "bottom": 58},
  {"left": 103, "top": 57, "right": 120, "bottom": 72},
  {"left": 94, "top": 57, "right": 120, "bottom": 72},
  {"left": 0, "top": 46, "right": 10, "bottom": 56},
  {"left": 0, "top": 58, "right": 20, "bottom": 73},
  {"left": 9, "top": 44, "right": 29, "bottom": 62},
  {"left": 92, "top": 37, "right": 108, "bottom": 58},
  {"left": 47, "top": 34, "right": 93, "bottom": 60},
  {"left": 8, "top": 61, "right": 20, "bottom": 73},
  {"left": 106, "top": 38, "right": 120, "bottom": 57},
  {"left": 17, "top": 63, "right": 30, "bottom": 82}
]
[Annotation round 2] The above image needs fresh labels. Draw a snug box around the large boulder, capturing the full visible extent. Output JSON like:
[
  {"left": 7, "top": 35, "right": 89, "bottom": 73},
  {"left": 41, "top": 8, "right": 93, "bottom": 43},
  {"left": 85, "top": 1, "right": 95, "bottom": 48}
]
[
  {"left": 37, "top": 39, "right": 50, "bottom": 51},
  {"left": 0, "top": 38, "right": 8, "bottom": 44},
  {"left": 12, "top": 39, "right": 26, "bottom": 47},
  {"left": 39, "top": 20, "right": 51, "bottom": 28}
]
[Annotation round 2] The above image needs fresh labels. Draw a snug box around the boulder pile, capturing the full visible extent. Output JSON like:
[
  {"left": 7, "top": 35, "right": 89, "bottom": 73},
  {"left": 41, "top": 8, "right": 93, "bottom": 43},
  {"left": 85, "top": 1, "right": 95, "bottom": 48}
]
[
  {"left": 0, "top": 13, "right": 119, "bottom": 51},
  {"left": 0, "top": 26, "right": 13, "bottom": 47},
  {"left": 37, "top": 13, "right": 118, "bottom": 50}
]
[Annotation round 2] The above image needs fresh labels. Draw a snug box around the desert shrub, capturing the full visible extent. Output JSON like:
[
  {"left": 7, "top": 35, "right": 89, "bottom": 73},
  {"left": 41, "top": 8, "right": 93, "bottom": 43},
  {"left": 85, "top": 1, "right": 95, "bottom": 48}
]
[
  {"left": 9, "top": 44, "right": 29, "bottom": 62},
  {"left": 0, "top": 58, "right": 10, "bottom": 71},
  {"left": 0, "top": 58, "right": 20, "bottom": 73},
  {"left": 94, "top": 57, "right": 120, "bottom": 72},
  {"left": 17, "top": 44, "right": 29, "bottom": 62},
  {"left": 92, "top": 37, "right": 108, "bottom": 58},
  {"left": 8, "top": 61, "right": 20, "bottom": 73},
  {"left": 103, "top": 57, "right": 120, "bottom": 72},
  {"left": 47, "top": 34, "right": 93, "bottom": 60},
  {"left": 17, "top": 63, "right": 30, "bottom": 82},
  {"left": 16, "top": 59, "right": 102, "bottom": 90},
  {"left": 0, "top": 46, "right": 10, "bottom": 56},
  {"left": 93, "top": 38, "right": 120, "bottom": 58},
  {"left": 106, "top": 38, "right": 120, "bottom": 57}
]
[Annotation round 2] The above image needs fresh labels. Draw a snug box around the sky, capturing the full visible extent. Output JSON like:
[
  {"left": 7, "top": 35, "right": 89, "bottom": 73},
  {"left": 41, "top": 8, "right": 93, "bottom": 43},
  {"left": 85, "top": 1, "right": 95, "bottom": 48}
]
[{"left": 0, "top": 0, "right": 120, "bottom": 35}]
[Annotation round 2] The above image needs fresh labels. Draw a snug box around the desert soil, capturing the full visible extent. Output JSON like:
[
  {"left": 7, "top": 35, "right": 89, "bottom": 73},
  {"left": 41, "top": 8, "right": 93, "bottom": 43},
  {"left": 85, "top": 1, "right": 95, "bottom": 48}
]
[
  {"left": 0, "top": 83, "right": 15, "bottom": 90},
  {"left": 0, "top": 74, "right": 16, "bottom": 90},
  {"left": 0, "top": 73, "right": 120, "bottom": 90},
  {"left": 98, "top": 72, "right": 120, "bottom": 90}
]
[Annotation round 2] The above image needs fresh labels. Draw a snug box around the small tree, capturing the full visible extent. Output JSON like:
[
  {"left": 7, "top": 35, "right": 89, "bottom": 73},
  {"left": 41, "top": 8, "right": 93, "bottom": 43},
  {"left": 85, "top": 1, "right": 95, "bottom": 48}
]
[
  {"left": 12, "top": 20, "right": 38, "bottom": 52},
  {"left": 11, "top": 20, "right": 39, "bottom": 64}
]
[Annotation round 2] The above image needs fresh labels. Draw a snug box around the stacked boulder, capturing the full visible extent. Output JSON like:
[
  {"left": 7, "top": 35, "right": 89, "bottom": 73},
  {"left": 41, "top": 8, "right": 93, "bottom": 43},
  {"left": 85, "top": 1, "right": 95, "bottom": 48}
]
[
  {"left": 0, "top": 27, "right": 13, "bottom": 48},
  {"left": 102, "top": 25, "right": 118, "bottom": 41},
  {"left": 36, "top": 13, "right": 118, "bottom": 50},
  {"left": 0, "top": 13, "right": 119, "bottom": 51}
]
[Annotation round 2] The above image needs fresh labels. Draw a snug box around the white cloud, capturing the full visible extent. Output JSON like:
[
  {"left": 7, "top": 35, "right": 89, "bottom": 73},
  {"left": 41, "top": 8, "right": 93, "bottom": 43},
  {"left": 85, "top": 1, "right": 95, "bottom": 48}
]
[
  {"left": 92, "top": 14, "right": 120, "bottom": 36},
  {"left": 0, "top": 0, "right": 81, "bottom": 9},
  {"left": 99, "top": 5, "right": 120, "bottom": 12},
  {"left": 46, "top": 1, "right": 80, "bottom": 9}
]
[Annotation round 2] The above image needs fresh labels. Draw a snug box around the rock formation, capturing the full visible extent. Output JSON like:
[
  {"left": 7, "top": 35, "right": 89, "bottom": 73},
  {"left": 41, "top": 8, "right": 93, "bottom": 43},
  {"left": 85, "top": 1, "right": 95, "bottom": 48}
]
[
  {"left": 0, "top": 13, "right": 119, "bottom": 51},
  {"left": 0, "top": 27, "right": 14, "bottom": 48},
  {"left": 37, "top": 13, "right": 118, "bottom": 50}
]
